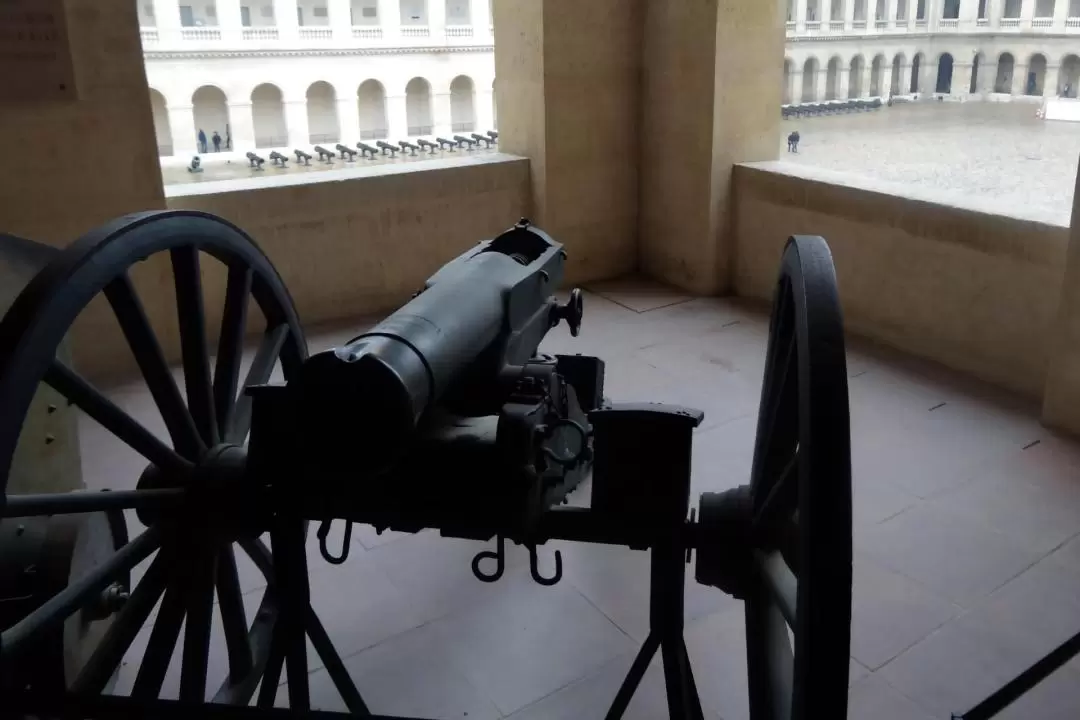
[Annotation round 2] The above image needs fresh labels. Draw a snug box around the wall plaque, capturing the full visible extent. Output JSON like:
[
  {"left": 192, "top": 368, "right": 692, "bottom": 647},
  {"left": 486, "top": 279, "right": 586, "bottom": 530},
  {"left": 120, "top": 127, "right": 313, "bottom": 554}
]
[{"left": 0, "top": 0, "right": 77, "bottom": 102}]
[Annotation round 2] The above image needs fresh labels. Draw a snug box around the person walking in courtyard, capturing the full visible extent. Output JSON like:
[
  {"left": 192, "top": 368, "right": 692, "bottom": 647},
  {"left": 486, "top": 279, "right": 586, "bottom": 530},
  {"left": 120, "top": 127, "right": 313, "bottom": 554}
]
[
  {"left": 787, "top": 130, "right": 800, "bottom": 153},
  {"left": 198, "top": 128, "right": 207, "bottom": 154},
  {"left": 212, "top": 130, "right": 222, "bottom": 153},
  {"left": 225, "top": 124, "right": 232, "bottom": 150}
]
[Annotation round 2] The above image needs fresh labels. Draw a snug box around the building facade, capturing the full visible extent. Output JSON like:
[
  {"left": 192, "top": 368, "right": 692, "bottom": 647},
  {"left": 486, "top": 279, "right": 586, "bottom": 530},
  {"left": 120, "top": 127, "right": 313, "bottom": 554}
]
[
  {"left": 783, "top": 0, "right": 1080, "bottom": 103},
  {"left": 142, "top": 0, "right": 1080, "bottom": 158},
  {"left": 140, "top": 0, "right": 496, "bottom": 156}
]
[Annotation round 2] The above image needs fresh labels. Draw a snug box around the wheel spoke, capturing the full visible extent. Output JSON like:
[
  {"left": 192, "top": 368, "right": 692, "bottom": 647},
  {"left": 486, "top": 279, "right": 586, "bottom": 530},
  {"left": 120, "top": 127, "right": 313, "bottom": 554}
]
[
  {"left": 0, "top": 526, "right": 162, "bottom": 659},
  {"left": 239, "top": 537, "right": 275, "bottom": 581},
  {"left": 172, "top": 247, "right": 218, "bottom": 445},
  {"left": 217, "top": 546, "right": 254, "bottom": 682},
  {"left": 105, "top": 273, "right": 204, "bottom": 460},
  {"left": 764, "top": 602, "right": 794, "bottom": 720},
  {"left": 306, "top": 605, "right": 369, "bottom": 714},
  {"left": 214, "top": 265, "right": 253, "bottom": 436},
  {"left": 2, "top": 487, "right": 185, "bottom": 518},
  {"left": 752, "top": 452, "right": 798, "bottom": 533},
  {"left": 756, "top": 550, "right": 797, "bottom": 629},
  {"left": 256, "top": 627, "right": 286, "bottom": 708},
  {"left": 71, "top": 549, "right": 171, "bottom": 694},
  {"left": 227, "top": 324, "right": 288, "bottom": 445},
  {"left": 44, "top": 362, "right": 193, "bottom": 478},
  {"left": 212, "top": 592, "right": 279, "bottom": 705},
  {"left": 132, "top": 565, "right": 187, "bottom": 699},
  {"left": 179, "top": 548, "right": 217, "bottom": 701}
]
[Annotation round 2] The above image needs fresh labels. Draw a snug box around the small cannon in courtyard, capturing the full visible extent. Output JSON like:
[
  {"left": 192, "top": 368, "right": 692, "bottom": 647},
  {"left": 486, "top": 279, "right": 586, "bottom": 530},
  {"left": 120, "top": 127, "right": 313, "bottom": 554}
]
[
  {"left": 436, "top": 137, "right": 457, "bottom": 151},
  {"left": 357, "top": 142, "right": 379, "bottom": 159},
  {"left": 313, "top": 145, "right": 335, "bottom": 163},
  {"left": 418, "top": 138, "right": 439, "bottom": 153},
  {"left": 294, "top": 148, "right": 312, "bottom": 165},
  {"left": 376, "top": 140, "right": 398, "bottom": 157},
  {"left": 335, "top": 144, "right": 357, "bottom": 161},
  {"left": 486, "top": 129, "right": 498, "bottom": 141},
  {"left": 0, "top": 215, "right": 855, "bottom": 720},
  {"left": 399, "top": 140, "right": 420, "bottom": 155},
  {"left": 246, "top": 151, "right": 266, "bottom": 170},
  {"left": 453, "top": 134, "right": 478, "bottom": 150},
  {"left": 471, "top": 132, "right": 494, "bottom": 148},
  {"left": 269, "top": 151, "right": 289, "bottom": 167}
]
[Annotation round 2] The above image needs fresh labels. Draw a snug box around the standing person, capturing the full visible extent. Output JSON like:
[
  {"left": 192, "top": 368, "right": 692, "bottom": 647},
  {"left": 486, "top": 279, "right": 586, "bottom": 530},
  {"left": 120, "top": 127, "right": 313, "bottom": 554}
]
[
  {"left": 225, "top": 124, "right": 232, "bottom": 150},
  {"left": 212, "top": 131, "right": 222, "bottom": 153},
  {"left": 787, "top": 131, "right": 796, "bottom": 152},
  {"left": 792, "top": 130, "right": 801, "bottom": 153},
  {"left": 197, "top": 128, "right": 207, "bottom": 154}
]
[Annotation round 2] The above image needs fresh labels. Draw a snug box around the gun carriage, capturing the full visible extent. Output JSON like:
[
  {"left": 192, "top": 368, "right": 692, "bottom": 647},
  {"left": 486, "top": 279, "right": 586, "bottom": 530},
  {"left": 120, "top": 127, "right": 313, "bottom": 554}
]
[{"left": 0, "top": 212, "right": 852, "bottom": 719}]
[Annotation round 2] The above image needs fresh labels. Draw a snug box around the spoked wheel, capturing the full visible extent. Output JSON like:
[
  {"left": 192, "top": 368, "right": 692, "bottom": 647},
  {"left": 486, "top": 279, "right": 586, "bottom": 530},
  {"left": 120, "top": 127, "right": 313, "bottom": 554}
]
[
  {"left": 696, "top": 235, "right": 851, "bottom": 720},
  {"left": 0, "top": 211, "right": 307, "bottom": 705}
]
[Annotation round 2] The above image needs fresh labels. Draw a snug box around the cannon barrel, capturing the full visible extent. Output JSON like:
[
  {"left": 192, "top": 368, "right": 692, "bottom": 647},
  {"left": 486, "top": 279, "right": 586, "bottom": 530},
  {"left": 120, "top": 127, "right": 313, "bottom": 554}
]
[{"left": 297, "top": 221, "right": 567, "bottom": 468}]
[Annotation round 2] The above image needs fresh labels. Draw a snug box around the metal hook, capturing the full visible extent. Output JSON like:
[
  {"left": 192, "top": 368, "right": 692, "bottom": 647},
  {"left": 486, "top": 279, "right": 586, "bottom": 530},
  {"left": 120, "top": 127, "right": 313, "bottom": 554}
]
[
  {"left": 529, "top": 545, "right": 562, "bottom": 586},
  {"left": 471, "top": 535, "right": 505, "bottom": 583},
  {"left": 317, "top": 519, "right": 352, "bottom": 565}
]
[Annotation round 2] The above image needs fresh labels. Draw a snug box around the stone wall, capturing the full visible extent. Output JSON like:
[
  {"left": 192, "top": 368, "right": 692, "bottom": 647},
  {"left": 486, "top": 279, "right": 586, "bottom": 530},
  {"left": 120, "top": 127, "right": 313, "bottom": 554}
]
[{"left": 732, "top": 161, "right": 1068, "bottom": 399}]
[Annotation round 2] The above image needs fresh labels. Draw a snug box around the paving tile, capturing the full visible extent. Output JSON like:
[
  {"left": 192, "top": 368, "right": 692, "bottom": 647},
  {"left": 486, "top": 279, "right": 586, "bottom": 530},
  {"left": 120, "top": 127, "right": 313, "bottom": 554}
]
[
  {"left": 585, "top": 276, "right": 695, "bottom": 313},
  {"left": 431, "top": 569, "right": 635, "bottom": 715},
  {"left": 847, "top": 673, "right": 934, "bottom": 720},
  {"left": 857, "top": 502, "right": 1040, "bottom": 607},
  {"left": 683, "top": 608, "right": 752, "bottom": 720},
  {"left": 850, "top": 555, "right": 962, "bottom": 670},
  {"left": 994, "top": 662, "right": 1080, "bottom": 720},
  {"left": 297, "top": 622, "right": 501, "bottom": 719}
]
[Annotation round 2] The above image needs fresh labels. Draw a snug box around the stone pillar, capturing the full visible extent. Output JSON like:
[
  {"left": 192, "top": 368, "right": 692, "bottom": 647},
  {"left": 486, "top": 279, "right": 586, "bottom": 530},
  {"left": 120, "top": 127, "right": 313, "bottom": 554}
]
[
  {"left": 284, "top": 99, "right": 311, "bottom": 146},
  {"left": 169, "top": 105, "right": 200, "bottom": 154},
  {"left": 330, "top": 0, "right": 353, "bottom": 38},
  {"left": 819, "top": 68, "right": 830, "bottom": 99},
  {"left": 378, "top": 0, "right": 400, "bottom": 39},
  {"left": 958, "top": 0, "right": 979, "bottom": 27},
  {"left": 153, "top": 0, "right": 182, "bottom": 44},
  {"left": 1042, "top": 158, "right": 1080, "bottom": 435},
  {"left": 1013, "top": 62, "right": 1027, "bottom": 94},
  {"left": 861, "top": 62, "right": 873, "bottom": 97},
  {"left": 953, "top": 61, "right": 973, "bottom": 96},
  {"left": 796, "top": 0, "right": 808, "bottom": 32},
  {"left": 887, "top": 0, "right": 899, "bottom": 23},
  {"left": 839, "top": 67, "right": 851, "bottom": 98},
  {"left": 217, "top": 0, "right": 244, "bottom": 42},
  {"left": 429, "top": 0, "right": 447, "bottom": 35},
  {"left": 1020, "top": 0, "right": 1034, "bottom": 25},
  {"left": 791, "top": 70, "right": 804, "bottom": 102},
  {"left": 275, "top": 0, "right": 300, "bottom": 42},
  {"left": 637, "top": 0, "right": 782, "bottom": 292},
  {"left": 1044, "top": 64, "right": 1059, "bottom": 96},
  {"left": 337, "top": 95, "right": 361, "bottom": 143},
  {"left": 227, "top": 102, "right": 256, "bottom": 151},
  {"left": 845, "top": 0, "right": 856, "bottom": 27},
  {"left": 474, "top": 0, "right": 492, "bottom": 35},
  {"left": 433, "top": 91, "right": 452, "bottom": 136},
  {"left": 386, "top": 93, "right": 409, "bottom": 137},
  {"left": 1054, "top": 0, "right": 1069, "bottom": 27},
  {"left": 476, "top": 87, "right": 495, "bottom": 130}
]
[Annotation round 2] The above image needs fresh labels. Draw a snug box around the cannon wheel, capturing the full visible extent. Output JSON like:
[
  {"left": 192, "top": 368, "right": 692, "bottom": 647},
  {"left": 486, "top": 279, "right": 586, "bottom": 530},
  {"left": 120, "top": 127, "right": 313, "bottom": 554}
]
[
  {"left": 0, "top": 211, "right": 309, "bottom": 704},
  {"left": 744, "top": 235, "right": 852, "bottom": 720}
]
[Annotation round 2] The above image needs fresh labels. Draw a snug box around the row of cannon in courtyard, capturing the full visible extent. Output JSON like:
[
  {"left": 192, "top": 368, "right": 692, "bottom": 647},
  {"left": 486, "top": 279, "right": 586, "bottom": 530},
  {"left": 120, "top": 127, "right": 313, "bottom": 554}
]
[
  {"left": 248, "top": 131, "right": 498, "bottom": 170},
  {"left": 781, "top": 98, "right": 884, "bottom": 118}
]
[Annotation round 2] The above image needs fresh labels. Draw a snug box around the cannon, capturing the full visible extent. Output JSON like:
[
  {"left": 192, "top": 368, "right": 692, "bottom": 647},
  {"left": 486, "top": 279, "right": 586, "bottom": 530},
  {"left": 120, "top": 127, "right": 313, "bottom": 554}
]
[
  {"left": 0, "top": 212, "right": 853, "bottom": 720},
  {"left": 436, "top": 137, "right": 457, "bottom": 151},
  {"left": 398, "top": 140, "right": 420, "bottom": 155},
  {"left": 269, "top": 151, "right": 289, "bottom": 167},
  {"left": 294, "top": 148, "right": 312, "bottom": 165},
  {"left": 471, "top": 132, "right": 494, "bottom": 148},
  {"left": 186, "top": 155, "right": 203, "bottom": 173},
  {"left": 376, "top": 140, "right": 398, "bottom": 157},
  {"left": 313, "top": 145, "right": 335, "bottom": 163},
  {"left": 335, "top": 144, "right": 357, "bottom": 161},
  {"left": 246, "top": 151, "right": 266, "bottom": 170},
  {"left": 356, "top": 142, "right": 378, "bottom": 159},
  {"left": 486, "top": 129, "right": 498, "bottom": 141},
  {"left": 453, "top": 134, "right": 478, "bottom": 150},
  {"left": 417, "top": 138, "right": 438, "bottom": 153}
]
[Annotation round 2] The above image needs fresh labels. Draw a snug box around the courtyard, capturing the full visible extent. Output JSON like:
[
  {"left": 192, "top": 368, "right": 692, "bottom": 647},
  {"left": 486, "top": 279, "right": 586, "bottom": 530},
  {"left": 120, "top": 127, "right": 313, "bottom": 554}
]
[{"left": 782, "top": 101, "right": 1079, "bottom": 226}]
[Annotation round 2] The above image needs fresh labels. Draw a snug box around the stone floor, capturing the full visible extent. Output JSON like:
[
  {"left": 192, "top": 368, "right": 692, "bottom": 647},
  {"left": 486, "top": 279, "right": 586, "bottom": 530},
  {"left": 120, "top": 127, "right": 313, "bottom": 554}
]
[
  {"left": 74, "top": 278, "right": 1080, "bottom": 719},
  {"left": 782, "top": 102, "right": 1079, "bottom": 226}
]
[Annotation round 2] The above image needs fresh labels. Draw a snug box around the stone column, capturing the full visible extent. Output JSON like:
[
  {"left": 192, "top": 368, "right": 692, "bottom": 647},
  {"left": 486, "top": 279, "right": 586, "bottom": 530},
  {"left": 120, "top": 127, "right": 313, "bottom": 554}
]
[
  {"left": 336, "top": 95, "right": 361, "bottom": 143},
  {"left": 153, "top": 0, "right": 182, "bottom": 44},
  {"left": 819, "top": 67, "right": 830, "bottom": 99},
  {"left": 845, "top": 0, "right": 856, "bottom": 27},
  {"left": 791, "top": 70, "right": 804, "bottom": 102},
  {"left": 227, "top": 102, "right": 256, "bottom": 151},
  {"left": 796, "top": 0, "right": 808, "bottom": 32},
  {"left": 217, "top": 0, "right": 244, "bottom": 43},
  {"left": 1020, "top": 0, "right": 1034, "bottom": 25},
  {"left": 1013, "top": 62, "right": 1027, "bottom": 94},
  {"left": 861, "top": 62, "right": 873, "bottom": 96},
  {"left": 330, "top": 0, "right": 353, "bottom": 39},
  {"left": 1044, "top": 64, "right": 1059, "bottom": 96},
  {"left": 474, "top": 0, "right": 492, "bottom": 35},
  {"left": 386, "top": 93, "right": 409, "bottom": 137},
  {"left": 275, "top": 0, "right": 300, "bottom": 42},
  {"left": 839, "top": 67, "right": 851, "bottom": 98},
  {"left": 169, "top": 104, "right": 200, "bottom": 154},
  {"left": 284, "top": 99, "right": 311, "bottom": 146},
  {"left": 887, "top": 0, "right": 899, "bottom": 24}
]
